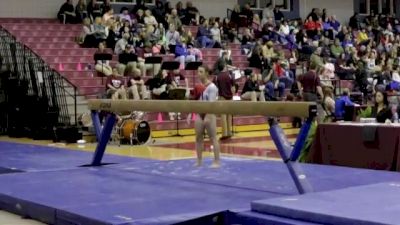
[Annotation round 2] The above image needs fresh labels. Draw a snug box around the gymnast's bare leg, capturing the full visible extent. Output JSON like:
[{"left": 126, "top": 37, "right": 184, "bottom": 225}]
[
  {"left": 194, "top": 116, "right": 205, "bottom": 167},
  {"left": 194, "top": 114, "right": 220, "bottom": 167},
  {"left": 204, "top": 114, "right": 220, "bottom": 168}
]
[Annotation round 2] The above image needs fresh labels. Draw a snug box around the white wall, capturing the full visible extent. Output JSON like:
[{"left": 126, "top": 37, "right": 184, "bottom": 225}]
[
  {"left": 169, "top": 0, "right": 237, "bottom": 19},
  {"left": 299, "top": 0, "right": 354, "bottom": 24},
  {"left": 0, "top": 0, "right": 68, "bottom": 18},
  {"left": 0, "top": 0, "right": 235, "bottom": 19}
]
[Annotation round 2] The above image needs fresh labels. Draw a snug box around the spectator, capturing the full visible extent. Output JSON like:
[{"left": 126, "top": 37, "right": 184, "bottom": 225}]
[
  {"left": 241, "top": 73, "right": 265, "bottom": 101},
  {"left": 78, "top": 18, "right": 96, "bottom": 48},
  {"left": 102, "top": 7, "right": 114, "bottom": 25},
  {"left": 371, "top": 90, "right": 392, "bottom": 123},
  {"left": 87, "top": 0, "right": 102, "bottom": 21},
  {"left": 214, "top": 51, "right": 234, "bottom": 74},
  {"left": 136, "top": 9, "right": 146, "bottom": 25},
  {"left": 144, "top": 10, "right": 158, "bottom": 27},
  {"left": 263, "top": 60, "right": 285, "bottom": 100},
  {"left": 132, "top": 0, "right": 148, "bottom": 15},
  {"left": 58, "top": 0, "right": 76, "bottom": 24},
  {"left": 241, "top": 4, "right": 253, "bottom": 26},
  {"left": 115, "top": 33, "right": 130, "bottom": 55},
  {"left": 310, "top": 47, "right": 325, "bottom": 71},
  {"left": 93, "top": 17, "right": 108, "bottom": 43},
  {"left": 297, "top": 62, "right": 324, "bottom": 102},
  {"left": 335, "top": 88, "right": 354, "bottom": 119},
  {"left": 168, "top": 9, "right": 183, "bottom": 30},
  {"left": 230, "top": 4, "right": 241, "bottom": 26},
  {"left": 320, "top": 63, "right": 335, "bottom": 88},
  {"left": 321, "top": 85, "right": 336, "bottom": 121},
  {"left": 117, "top": 44, "right": 140, "bottom": 75},
  {"left": 196, "top": 20, "right": 215, "bottom": 48},
  {"left": 127, "top": 67, "right": 148, "bottom": 100},
  {"left": 152, "top": 0, "right": 166, "bottom": 27},
  {"left": 331, "top": 38, "right": 344, "bottom": 58},
  {"left": 166, "top": 69, "right": 189, "bottom": 90},
  {"left": 349, "top": 13, "right": 360, "bottom": 30},
  {"left": 175, "top": 1, "right": 186, "bottom": 19},
  {"left": 166, "top": 24, "right": 181, "bottom": 52},
  {"left": 215, "top": 60, "right": 235, "bottom": 140},
  {"left": 119, "top": 7, "right": 132, "bottom": 25},
  {"left": 75, "top": 0, "right": 87, "bottom": 23},
  {"left": 95, "top": 42, "right": 113, "bottom": 76},
  {"left": 279, "top": 61, "right": 295, "bottom": 91},
  {"left": 262, "top": 3, "right": 274, "bottom": 21},
  {"left": 175, "top": 38, "right": 196, "bottom": 69},
  {"left": 222, "top": 18, "right": 236, "bottom": 43},
  {"left": 183, "top": 1, "right": 199, "bottom": 25},
  {"left": 273, "top": 6, "right": 284, "bottom": 23},
  {"left": 210, "top": 22, "right": 222, "bottom": 43},
  {"left": 106, "top": 68, "right": 127, "bottom": 100},
  {"left": 146, "top": 70, "right": 169, "bottom": 99},
  {"left": 101, "top": 0, "right": 112, "bottom": 15}
]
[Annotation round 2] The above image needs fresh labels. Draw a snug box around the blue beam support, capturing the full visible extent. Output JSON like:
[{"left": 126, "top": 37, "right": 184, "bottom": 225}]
[
  {"left": 91, "top": 110, "right": 102, "bottom": 142},
  {"left": 91, "top": 112, "right": 116, "bottom": 166},
  {"left": 267, "top": 104, "right": 317, "bottom": 194}
]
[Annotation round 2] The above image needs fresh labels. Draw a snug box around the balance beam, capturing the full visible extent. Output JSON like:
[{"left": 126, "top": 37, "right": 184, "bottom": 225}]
[
  {"left": 88, "top": 99, "right": 316, "bottom": 118},
  {"left": 88, "top": 99, "right": 317, "bottom": 194}
]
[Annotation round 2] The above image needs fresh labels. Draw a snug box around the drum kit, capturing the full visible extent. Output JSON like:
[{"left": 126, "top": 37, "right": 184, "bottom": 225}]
[
  {"left": 117, "top": 115, "right": 151, "bottom": 145},
  {"left": 79, "top": 111, "right": 151, "bottom": 146}
]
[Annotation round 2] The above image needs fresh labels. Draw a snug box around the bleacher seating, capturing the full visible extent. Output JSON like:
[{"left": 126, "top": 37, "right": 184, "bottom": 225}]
[{"left": 0, "top": 18, "right": 281, "bottom": 133}]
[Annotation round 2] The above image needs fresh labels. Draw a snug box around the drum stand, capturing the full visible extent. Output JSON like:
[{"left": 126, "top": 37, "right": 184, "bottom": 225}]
[{"left": 174, "top": 114, "right": 183, "bottom": 137}]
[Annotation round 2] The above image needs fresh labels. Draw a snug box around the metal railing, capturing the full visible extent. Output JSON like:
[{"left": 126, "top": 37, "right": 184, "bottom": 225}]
[{"left": 0, "top": 26, "right": 78, "bottom": 126}]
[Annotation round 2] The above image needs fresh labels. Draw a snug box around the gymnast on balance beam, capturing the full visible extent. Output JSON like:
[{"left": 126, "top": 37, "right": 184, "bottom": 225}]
[{"left": 195, "top": 66, "right": 221, "bottom": 168}]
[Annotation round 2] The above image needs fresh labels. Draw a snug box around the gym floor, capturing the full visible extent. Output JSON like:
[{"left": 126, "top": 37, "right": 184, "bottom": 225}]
[
  {"left": 0, "top": 128, "right": 295, "bottom": 225},
  {"left": 1, "top": 126, "right": 400, "bottom": 225}
]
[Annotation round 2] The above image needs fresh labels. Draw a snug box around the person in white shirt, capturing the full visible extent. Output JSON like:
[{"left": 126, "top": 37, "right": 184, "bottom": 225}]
[
  {"left": 114, "top": 33, "right": 129, "bottom": 55},
  {"left": 210, "top": 22, "right": 222, "bottom": 43},
  {"left": 262, "top": 3, "right": 274, "bottom": 21},
  {"left": 194, "top": 66, "right": 221, "bottom": 168},
  {"left": 102, "top": 7, "right": 114, "bottom": 24},
  {"left": 144, "top": 10, "right": 158, "bottom": 27},
  {"left": 165, "top": 24, "right": 181, "bottom": 50},
  {"left": 119, "top": 7, "right": 132, "bottom": 25},
  {"left": 279, "top": 20, "right": 290, "bottom": 36}
]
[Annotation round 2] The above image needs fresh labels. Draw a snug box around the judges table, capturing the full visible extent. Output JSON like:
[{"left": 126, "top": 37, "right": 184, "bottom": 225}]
[{"left": 308, "top": 123, "right": 400, "bottom": 171}]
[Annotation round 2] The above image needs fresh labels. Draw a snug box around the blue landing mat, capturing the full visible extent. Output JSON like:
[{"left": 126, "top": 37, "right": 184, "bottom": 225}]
[
  {"left": 109, "top": 159, "right": 400, "bottom": 195},
  {"left": 0, "top": 167, "right": 279, "bottom": 225},
  {"left": 252, "top": 182, "right": 400, "bottom": 225},
  {"left": 0, "top": 141, "right": 151, "bottom": 171},
  {"left": 229, "top": 210, "right": 321, "bottom": 225}
]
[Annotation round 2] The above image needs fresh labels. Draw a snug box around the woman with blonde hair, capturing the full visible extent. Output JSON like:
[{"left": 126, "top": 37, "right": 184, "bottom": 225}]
[{"left": 320, "top": 85, "right": 335, "bottom": 122}]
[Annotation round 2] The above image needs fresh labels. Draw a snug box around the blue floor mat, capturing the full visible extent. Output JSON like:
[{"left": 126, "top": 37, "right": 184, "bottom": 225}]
[{"left": 252, "top": 182, "right": 400, "bottom": 225}]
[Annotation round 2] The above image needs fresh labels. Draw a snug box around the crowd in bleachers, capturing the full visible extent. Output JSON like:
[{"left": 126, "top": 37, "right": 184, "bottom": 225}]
[{"left": 56, "top": 0, "right": 400, "bottom": 124}]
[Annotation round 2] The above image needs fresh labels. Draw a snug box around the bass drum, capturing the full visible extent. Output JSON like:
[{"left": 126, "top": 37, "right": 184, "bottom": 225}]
[
  {"left": 119, "top": 119, "right": 151, "bottom": 145},
  {"left": 79, "top": 113, "right": 93, "bottom": 127}
]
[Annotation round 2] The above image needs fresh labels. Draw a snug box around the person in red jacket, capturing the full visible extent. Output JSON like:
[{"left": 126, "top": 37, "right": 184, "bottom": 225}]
[{"left": 304, "top": 16, "right": 317, "bottom": 39}]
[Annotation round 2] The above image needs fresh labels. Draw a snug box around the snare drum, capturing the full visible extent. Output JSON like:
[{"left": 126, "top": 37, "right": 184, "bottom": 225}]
[{"left": 119, "top": 119, "right": 151, "bottom": 145}]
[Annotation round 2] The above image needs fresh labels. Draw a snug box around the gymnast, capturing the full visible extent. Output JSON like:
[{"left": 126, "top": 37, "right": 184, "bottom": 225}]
[{"left": 195, "top": 66, "right": 221, "bottom": 168}]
